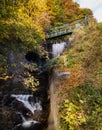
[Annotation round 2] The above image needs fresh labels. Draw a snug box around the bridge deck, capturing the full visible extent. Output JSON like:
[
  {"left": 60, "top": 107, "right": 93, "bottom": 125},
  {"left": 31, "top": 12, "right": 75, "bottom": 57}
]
[
  {"left": 45, "top": 16, "right": 89, "bottom": 39},
  {"left": 46, "top": 31, "right": 73, "bottom": 39}
]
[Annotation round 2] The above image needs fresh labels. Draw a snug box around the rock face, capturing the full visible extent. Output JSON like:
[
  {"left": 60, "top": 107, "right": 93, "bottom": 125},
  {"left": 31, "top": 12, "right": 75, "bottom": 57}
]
[
  {"left": 0, "top": 78, "right": 49, "bottom": 129},
  {"left": 0, "top": 40, "right": 55, "bottom": 130},
  {"left": 0, "top": 76, "right": 49, "bottom": 130},
  {"left": 47, "top": 70, "right": 71, "bottom": 130},
  {"left": 47, "top": 72, "right": 59, "bottom": 130},
  {"left": 25, "top": 51, "right": 40, "bottom": 63},
  {"left": 0, "top": 106, "right": 22, "bottom": 130},
  {"left": 0, "top": 50, "right": 49, "bottom": 130}
]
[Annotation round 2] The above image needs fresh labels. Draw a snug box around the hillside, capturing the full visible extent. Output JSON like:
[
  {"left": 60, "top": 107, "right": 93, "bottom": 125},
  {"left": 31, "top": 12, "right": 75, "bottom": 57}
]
[
  {"left": 55, "top": 23, "right": 102, "bottom": 130},
  {"left": 0, "top": 0, "right": 101, "bottom": 130},
  {"left": 0, "top": 0, "right": 93, "bottom": 80}
]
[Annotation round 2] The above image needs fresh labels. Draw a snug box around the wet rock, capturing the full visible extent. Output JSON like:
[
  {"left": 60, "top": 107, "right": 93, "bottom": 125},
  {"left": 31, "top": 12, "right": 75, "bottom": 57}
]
[
  {"left": 0, "top": 106, "right": 22, "bottom": 130},
  {"left": 0, "top": 91, "right": 3, "bottom": 103},
  {"left": 11, "top": 100, "right": 33, "bottom": 117},
  {"left": 33, "top": 111, "right": 43, "bottom": 122},
  {"left": 0, "top": 78, "right": 25, "bottom": 93},
  {"left": 28, "top": 96, "right": 36, "bottom": 104},
  {"left": 2, "top": 94, "right": 15, "bottom": 106}
]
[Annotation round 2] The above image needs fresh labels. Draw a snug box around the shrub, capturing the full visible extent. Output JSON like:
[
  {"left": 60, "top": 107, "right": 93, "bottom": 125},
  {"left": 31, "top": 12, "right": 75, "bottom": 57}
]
[
  {"left": 96, "top": 22, "right": 102, "bottom": 31},
  {"left": 59, "top": 82, "right": 102, "bottom": 130}
]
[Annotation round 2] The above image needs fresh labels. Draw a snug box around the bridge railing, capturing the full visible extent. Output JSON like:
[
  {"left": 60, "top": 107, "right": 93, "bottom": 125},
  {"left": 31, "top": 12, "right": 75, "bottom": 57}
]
[{"left": 46, "top": 16, "right": 89, "bottom": 39}]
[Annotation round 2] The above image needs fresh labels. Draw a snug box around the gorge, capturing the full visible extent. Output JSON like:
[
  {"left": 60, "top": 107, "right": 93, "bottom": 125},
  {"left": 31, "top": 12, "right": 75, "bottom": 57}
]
[
  {"left": 0, "top": 0, "right": 101, "bottom": 129},
  {"left": 0, "top": 40, "right": 70, "bottom": 130}
]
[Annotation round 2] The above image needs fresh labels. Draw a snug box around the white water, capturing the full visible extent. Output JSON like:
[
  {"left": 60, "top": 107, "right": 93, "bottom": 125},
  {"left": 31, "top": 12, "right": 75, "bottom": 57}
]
[
  {"left": 22, "top": 119, "right": 38, "bottom": 128},
  {"left": 11, "top": 94, "right": 42, "bottom": 114},
  {"left": 52, "top": 42, "right": 66, "bottom": 57},
  {"left": 14, "top": 112, "right": 39, "bottom": 129},
  {"left": 11, "top": 94, "right": 42, "bottom": 129}
]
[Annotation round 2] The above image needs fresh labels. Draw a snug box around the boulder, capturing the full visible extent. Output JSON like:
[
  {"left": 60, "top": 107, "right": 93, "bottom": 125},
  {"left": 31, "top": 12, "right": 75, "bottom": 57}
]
[{"left": 56, "top": 71, "right": 71, "bottom": 79}]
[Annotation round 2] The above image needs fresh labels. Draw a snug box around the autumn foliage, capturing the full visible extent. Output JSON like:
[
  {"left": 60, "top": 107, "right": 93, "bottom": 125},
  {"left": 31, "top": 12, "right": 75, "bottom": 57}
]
[{"left": 57, "top": 25, "right": 102, "bottom": 129}]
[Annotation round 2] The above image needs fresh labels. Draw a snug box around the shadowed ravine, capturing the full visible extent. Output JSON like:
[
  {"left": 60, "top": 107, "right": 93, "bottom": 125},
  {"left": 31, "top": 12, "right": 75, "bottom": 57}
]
[{"left": 0, "top": 41, "right": 69, "bottom": 130}]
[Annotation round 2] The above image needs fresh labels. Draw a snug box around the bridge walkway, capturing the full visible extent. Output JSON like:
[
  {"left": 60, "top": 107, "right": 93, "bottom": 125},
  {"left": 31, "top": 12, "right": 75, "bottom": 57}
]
[{"left": 46, "top": 16, "right": 89, "bottom": 39}]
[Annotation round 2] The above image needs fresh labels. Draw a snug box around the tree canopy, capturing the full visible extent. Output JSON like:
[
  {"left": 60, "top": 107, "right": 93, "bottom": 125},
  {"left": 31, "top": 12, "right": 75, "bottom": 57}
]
[
  {"left": 0, "top": 0, "right": 93, "bottom": 77},
  {"left": 0, "top": 0, "right": 93, "bottom": 46}
]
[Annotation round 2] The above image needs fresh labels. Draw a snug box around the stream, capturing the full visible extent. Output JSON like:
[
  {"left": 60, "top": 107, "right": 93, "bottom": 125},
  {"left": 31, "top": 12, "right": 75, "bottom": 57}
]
[{"left": 0, "top": 40, "right": 70, "bottom": 130}]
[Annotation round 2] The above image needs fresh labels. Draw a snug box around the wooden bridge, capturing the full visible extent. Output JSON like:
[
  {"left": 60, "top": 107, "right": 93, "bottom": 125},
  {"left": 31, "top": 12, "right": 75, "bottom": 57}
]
[{"left": 46, "top": 16, "right": 89, "bottom": 39}]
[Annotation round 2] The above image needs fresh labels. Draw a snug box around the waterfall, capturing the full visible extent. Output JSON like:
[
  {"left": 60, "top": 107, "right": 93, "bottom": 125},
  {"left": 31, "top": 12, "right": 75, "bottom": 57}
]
[
  {"left": 11, "top": 94, "right": 42, "bottom": 114},
  {"left": 22, "top": 120, "right": 38, "bottom": 128},
  {"left": 11, "top": 94, "right": 42, "bottom": 129},
  {"left": 52, "top": 42, "right": 66, "bottom": 57},
  {"left": 14, "top": 112, "right": 39, "bottom": 128},
  {"left": 20, "top": 113, "right": 38, "bottom": 128}
]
